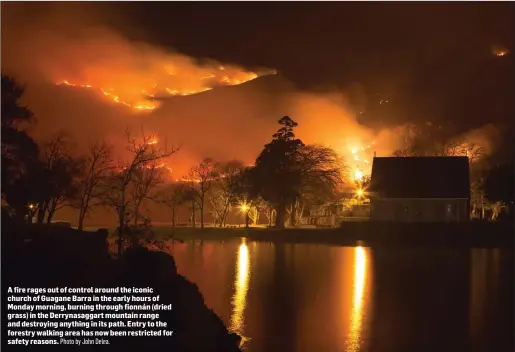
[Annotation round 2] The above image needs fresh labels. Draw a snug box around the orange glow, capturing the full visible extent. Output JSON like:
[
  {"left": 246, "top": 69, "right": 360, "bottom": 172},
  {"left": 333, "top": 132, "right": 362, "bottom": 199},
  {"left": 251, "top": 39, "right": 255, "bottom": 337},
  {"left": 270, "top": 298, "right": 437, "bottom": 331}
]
[
  {"left": 491, "top": 44, "right": 510, "bottom": 58},
  {"left": 347, "top": 247, "right": 367, "bottom": 350},
  {"left": 356, "top": 189, "right": 364, "bottom": 197},
  {"left": 146, "top": 138, "right": 159, "bottom": 145},
  {"left": 230, "top": 238, "right": 251, "bottom": 348},
  {"left": 56, "top": 64, "right": 264, "bottom": 112},
  {"left": 344, "top": 143, "right": 374, "bottom": 182},
  {"left": 354, "top": 169, "right": 363, "bottom": 181}
]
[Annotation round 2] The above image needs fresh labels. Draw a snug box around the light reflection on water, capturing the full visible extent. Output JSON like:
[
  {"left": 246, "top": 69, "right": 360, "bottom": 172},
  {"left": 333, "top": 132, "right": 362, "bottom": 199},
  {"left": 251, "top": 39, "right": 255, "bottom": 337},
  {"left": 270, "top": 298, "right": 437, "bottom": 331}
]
[
  {"left": 230, "top": 238, "right": 251, "bottom": 347},
  {"left": 347, "top": 246, "right": 369, "bottom": 351},
  {"left": 165, "top": 238, "right": 511, "bottom": 352}
]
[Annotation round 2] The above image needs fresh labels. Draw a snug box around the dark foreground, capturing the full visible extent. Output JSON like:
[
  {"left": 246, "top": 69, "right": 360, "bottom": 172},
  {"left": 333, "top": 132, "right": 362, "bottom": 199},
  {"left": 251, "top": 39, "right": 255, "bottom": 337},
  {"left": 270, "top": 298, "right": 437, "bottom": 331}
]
[
  {"left": 3, "top": 219, "right": 513, "bottom": 352},
  {"left": 2, "top": 224, "right": 241, "bottom": 352}
]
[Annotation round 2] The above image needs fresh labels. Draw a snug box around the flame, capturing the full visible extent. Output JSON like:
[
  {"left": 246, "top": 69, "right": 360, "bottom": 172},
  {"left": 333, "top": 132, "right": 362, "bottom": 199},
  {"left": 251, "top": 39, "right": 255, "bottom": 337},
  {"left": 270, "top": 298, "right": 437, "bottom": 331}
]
[
  {"left": 492, "top": 45, "right": 510, "bottom": 57},
  {"left": 56, "top": 64, "right": 265, "bottom": 112},
  {"left": 344, "top": 142, "right": 375, "bottom": 181},
  {"left": 146, "top": 138, "right": 159, "bottom": 145}
]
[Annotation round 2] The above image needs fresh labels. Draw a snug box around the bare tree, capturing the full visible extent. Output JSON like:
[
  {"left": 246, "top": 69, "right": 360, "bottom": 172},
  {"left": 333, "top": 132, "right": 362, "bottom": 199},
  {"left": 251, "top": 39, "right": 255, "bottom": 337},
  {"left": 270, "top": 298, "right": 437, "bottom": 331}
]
[
  {"left": 37, "top": 131, "right": 81, "bottom": 224},
  {"left": 45, "top": 158, "right": 82, "bottom": 224},
  {"left": 75, "top": 141, "right": 113, "bottom": 230},
  {"left": 439, "top": 141, "right": 484, "bottom": 163},
  {"left": 209, "top": 160, "right": 245, "bottom": 227},
  {"left": 159, "top": 182, "right": 188, "bottom": 228},
  {"left": 246, "top": 200, "right": 262, "bottom": 226},
  {"left": 183, "top": 187, "right": 198, "bottom": 228},
  {"left": 188, "top": 158, "right": 217, "bottom": 228},
  {"left": 104, "top": 128, "right": 178, "bottom": 255},
  {"left": 262, "top": 203, "right": 276, "bottom": 227},
  {"left": 392, "top": 148, "right": 409, "bottom": 157},
  {"left": 393, "top": 138, "right": 485, "bottom": 164},
  {"left": 130, "top": 161, "right": 165, "bottom": 225},
  {"left": 291, "top": 144, "right": 344, "bottom": 226}
]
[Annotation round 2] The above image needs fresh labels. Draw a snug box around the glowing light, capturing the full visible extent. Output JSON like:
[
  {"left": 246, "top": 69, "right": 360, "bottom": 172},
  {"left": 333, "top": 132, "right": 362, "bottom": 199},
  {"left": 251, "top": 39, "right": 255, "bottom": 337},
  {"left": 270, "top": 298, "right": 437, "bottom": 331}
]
[
  {"left": 59, "top": 81, "right": 158, "bottom": 111},
  {"left": 147, "top": 138, "right": 159, "bottom": 145},
  {"left": 356, "top": 189, "right": 364, "bottom": 197},
  {"left": 28, "top": 204, "right": 35, "bottom": 210},
  {"left": 347, "top": 246, "right": 368, "bottom": 351},
  {"left": 354, "top": 169, "right": 363, "bottom": 181},
  {"left": 240, "top": 203, "right": 249, "bottom": 212},
  {"left": 230, "top": 238, "right": 251, "bottom": 348},
  {"left": 344, "top": 144, "right": 374, "bottom": 182},
  {"left": 492, "top": 45, "right": 510, "bottom": 57}
]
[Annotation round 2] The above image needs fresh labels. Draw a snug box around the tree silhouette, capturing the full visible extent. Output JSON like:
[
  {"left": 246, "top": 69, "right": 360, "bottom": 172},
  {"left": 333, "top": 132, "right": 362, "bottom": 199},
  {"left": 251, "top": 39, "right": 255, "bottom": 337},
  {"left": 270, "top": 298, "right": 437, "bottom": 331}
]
[
  {"left": 188, "top": 158, "right": 217, "bottom": 228},
  {"left": 1, "top": 75, "right": 39, "bottom": 208},
  {"left": 37, "top": 132, "right": 82, "bottom": 224},
  {"left": 253, "top": 116, "right": 304, "bottom": 228},
  {"left": 103, "top": 128, "right": 178, "bottom": 256},
  {"left": 159, "top": 182, "right": 188, "bottom": 228},
  {"left": 209, "top": 160, "right": 245, "bottom": 227},
  {"left": 75, "top": 140, "right": 113, "bottom": 230},
  {"left": 130, "top": 161, "right": 164, "bottom": 225}
]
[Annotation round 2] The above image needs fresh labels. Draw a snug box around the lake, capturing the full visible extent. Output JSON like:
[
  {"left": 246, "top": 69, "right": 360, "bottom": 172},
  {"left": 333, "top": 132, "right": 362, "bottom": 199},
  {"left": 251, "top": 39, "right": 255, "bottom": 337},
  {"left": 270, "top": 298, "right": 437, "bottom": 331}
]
[{"left": 166, "top": 238, "right": 513, "bottom": 352}]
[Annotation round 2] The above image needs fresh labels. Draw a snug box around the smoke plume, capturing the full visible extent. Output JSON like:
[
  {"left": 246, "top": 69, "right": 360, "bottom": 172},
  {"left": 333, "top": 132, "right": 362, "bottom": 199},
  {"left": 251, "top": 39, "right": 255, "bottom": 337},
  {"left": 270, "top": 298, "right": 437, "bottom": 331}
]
[{"left": 1, "top": 3, "right": 497, "bottom": 182}]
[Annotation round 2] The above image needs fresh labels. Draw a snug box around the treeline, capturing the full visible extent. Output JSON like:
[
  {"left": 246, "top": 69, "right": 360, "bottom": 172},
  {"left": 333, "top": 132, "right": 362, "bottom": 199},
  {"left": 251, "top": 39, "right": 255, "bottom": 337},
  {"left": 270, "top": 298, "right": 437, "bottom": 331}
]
[
  {"left": 1, "top": 75, "right": 346, "bottom": 252},
  {"left": 392, "top": 123, "right": 514, "bottom": 220},
  {"left": 3, "top": 74, "right": 512, "bottom": 247},
  {"left": 168, "top": 116, "right": 345, "bottom": 230}
]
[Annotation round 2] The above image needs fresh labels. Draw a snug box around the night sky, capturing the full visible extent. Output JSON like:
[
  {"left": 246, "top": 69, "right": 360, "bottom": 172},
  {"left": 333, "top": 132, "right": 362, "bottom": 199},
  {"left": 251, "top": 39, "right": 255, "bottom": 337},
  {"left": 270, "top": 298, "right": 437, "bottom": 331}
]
[
  {"left": 2, "top": 2, "right": 514, "bottom": 158},
  {"left": 6, "top": 2, "right": 514, "bottom": 119}
]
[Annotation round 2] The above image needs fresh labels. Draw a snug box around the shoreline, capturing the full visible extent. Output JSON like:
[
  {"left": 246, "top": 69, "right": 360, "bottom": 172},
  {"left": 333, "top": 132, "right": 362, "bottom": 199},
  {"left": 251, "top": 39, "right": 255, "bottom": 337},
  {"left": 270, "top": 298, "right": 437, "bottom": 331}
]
[{"left": 102, "top": 222, "right": 514, "bottom": 248}]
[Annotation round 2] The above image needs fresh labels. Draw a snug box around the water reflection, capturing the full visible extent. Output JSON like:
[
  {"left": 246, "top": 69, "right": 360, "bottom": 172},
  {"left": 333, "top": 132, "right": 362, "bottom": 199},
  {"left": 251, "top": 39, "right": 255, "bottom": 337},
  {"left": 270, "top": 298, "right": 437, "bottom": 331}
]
[
  {"left": 468, "top": 248, "right": 503, "bottom": 351},
  {"left": 347, "top": 246, "right": 370, "bottom": 352},
  {"left": 230, "top": 238, "right": 251, "bottom": 346},
  {"left": 167, "top": 239, "right": 511, "bottom": 352}
]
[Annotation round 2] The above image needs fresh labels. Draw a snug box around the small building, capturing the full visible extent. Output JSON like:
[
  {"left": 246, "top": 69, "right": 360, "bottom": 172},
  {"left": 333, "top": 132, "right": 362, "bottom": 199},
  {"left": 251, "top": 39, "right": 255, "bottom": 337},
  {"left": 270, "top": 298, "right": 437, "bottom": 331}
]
[{"left": 368, "top": 156, "right": 470, "bottom": 222}]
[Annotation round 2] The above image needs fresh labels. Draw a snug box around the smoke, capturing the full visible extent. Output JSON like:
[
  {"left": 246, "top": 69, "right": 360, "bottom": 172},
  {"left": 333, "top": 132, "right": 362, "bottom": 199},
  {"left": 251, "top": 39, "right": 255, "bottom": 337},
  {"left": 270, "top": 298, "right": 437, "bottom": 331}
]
[
  {"left": 452, "top": 123, "right": 501, "bottom": 157},
  {"left": 1, "top": 3, "right": 497, "bottom": 182}
]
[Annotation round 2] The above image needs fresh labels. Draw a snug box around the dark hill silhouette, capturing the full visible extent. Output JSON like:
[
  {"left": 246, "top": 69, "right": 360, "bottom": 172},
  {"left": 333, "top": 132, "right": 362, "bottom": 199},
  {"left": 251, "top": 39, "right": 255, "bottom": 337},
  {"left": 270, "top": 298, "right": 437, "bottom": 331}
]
[{"left": 2, "top": 215, "right": 242, "bottom": 352}]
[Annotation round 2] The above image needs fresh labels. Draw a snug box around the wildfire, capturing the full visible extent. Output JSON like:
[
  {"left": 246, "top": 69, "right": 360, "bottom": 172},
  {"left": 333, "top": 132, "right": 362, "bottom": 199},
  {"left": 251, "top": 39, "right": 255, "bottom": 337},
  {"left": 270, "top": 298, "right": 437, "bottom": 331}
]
[
  {"left": 345, "top": 142, "right": 374, "bottom": 181},
  {"left": 146, "top": 138, "right": 159, "bottom": 145},
  {"left": 56, "top": 65, "right": 266, "bottom": 112},
  {"left": 144, "top": 162, "right": 173, "bottom": 173},
  {"left": 492, "top": 46, "right": 509, "bottom": 57}
]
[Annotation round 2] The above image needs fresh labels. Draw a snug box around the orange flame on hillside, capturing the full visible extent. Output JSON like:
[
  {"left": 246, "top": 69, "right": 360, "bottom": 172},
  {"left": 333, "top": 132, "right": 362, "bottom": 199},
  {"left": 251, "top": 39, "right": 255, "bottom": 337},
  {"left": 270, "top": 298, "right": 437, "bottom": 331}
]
[{"left": 56, "top": 64, "right": 265, "bottom": 111}]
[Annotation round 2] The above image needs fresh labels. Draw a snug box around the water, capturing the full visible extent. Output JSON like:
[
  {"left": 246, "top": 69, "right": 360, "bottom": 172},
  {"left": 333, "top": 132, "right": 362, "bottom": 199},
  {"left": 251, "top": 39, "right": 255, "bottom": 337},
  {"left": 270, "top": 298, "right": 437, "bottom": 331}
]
[{"left": 166, "top": 238, "right": 513, "bottom": 352}]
